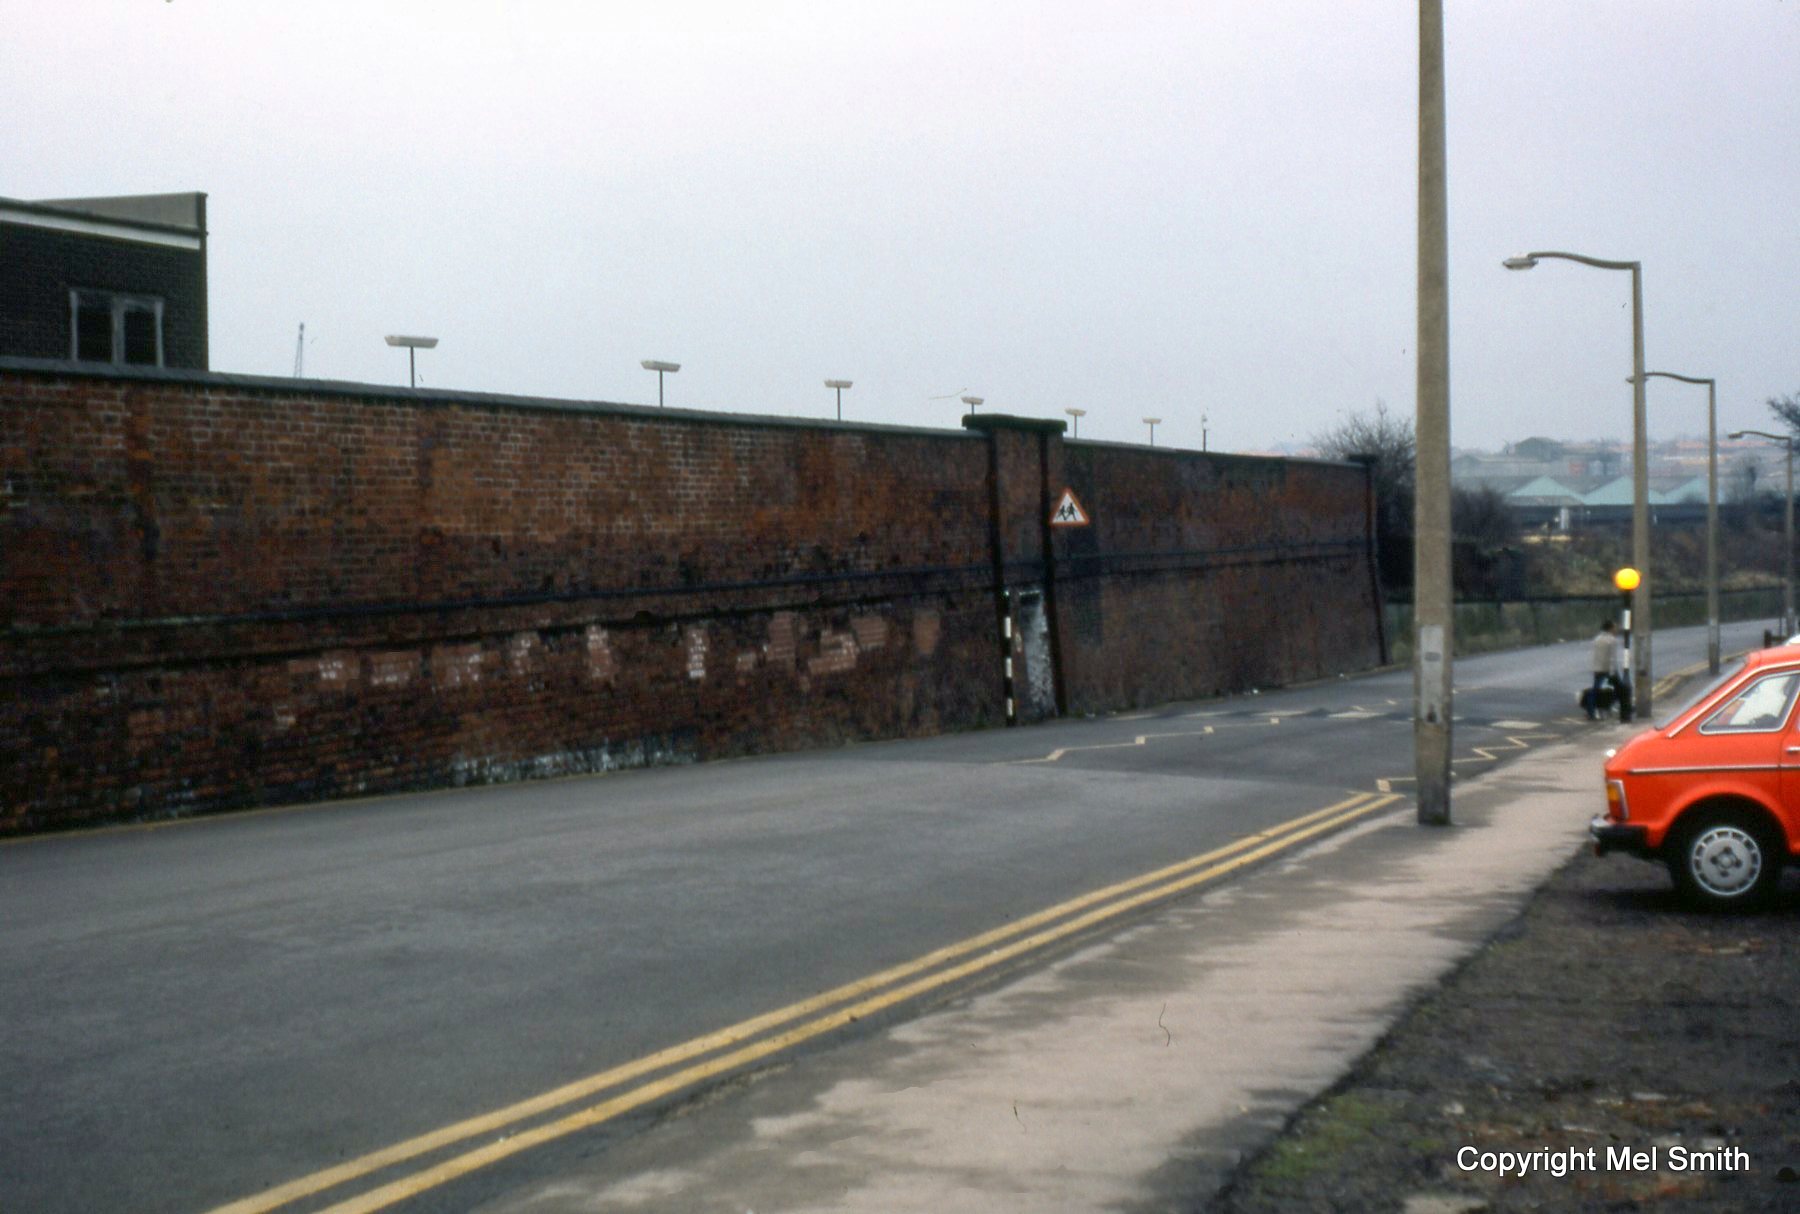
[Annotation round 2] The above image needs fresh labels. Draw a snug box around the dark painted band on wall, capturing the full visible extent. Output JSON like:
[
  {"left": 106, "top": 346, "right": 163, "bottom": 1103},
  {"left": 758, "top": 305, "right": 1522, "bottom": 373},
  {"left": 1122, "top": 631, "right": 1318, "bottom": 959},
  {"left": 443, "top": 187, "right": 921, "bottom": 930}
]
[{"left": 3, "top": 540, "right": 1364, "bottom": 682}]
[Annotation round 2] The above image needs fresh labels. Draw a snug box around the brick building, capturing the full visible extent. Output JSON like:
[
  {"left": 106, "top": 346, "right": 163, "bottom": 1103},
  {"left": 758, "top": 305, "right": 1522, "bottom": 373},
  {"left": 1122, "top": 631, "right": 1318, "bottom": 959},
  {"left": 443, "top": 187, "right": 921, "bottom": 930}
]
[{"left": 0, "top": 192, "right": 209, "bottom": 370}]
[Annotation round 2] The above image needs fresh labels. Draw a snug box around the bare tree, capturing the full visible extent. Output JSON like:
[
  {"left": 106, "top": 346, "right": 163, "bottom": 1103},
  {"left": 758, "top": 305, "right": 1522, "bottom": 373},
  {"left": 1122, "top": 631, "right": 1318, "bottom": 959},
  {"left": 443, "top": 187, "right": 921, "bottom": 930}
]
[
  {"left": 1768, "top": 389, "right": 1800, "bottom": 437},
  {"left": 1727, "top": 457, "right": 1762, "bottom": 506},
  {"left": 1451, "top": 484, "right": 1523, "bottom": 598},
  {"left": 1452, "top": 484, "right": 1518, "bottom": 550},
  {"left": 1313, "top": 400, "right": 1415, "bottom": 591}
]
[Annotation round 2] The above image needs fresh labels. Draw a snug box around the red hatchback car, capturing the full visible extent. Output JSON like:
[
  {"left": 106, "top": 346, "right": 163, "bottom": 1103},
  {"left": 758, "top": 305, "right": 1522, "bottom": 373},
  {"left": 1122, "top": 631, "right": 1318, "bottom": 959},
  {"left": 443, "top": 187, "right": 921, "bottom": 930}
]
[{"left": 1594, "top": 644, "right": 1800, "bottom": 908}]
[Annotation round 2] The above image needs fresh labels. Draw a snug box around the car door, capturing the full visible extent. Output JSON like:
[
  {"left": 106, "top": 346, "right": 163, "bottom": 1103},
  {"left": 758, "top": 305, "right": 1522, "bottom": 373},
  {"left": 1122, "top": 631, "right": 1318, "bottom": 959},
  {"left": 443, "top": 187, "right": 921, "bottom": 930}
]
[
  {"left": 1698, "top": 669, "right": 1800, "bottom": 820},
  {"left": 1775, "top": 673, "right": 1800, "bottom": 838}
]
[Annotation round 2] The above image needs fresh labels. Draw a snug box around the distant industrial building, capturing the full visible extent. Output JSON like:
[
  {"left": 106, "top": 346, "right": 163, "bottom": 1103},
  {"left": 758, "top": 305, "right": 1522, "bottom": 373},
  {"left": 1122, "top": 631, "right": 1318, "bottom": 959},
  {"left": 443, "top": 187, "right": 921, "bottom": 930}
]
[
  {"left": 1449, "top": 435, "right": 1786, "bottom": 530},
  {"left": 0, "top": 191, "right": 208, "bottom": 370}
]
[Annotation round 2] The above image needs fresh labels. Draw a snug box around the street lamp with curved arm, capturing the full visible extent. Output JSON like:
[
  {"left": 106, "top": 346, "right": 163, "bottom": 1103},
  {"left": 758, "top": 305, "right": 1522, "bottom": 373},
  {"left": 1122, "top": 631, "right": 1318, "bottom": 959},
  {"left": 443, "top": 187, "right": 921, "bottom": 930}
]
[
  {"left": 1504, "top": 250, "right": 1640, "bottom": 274},
  {"left": 1503, "top": 248, "right": 1652, "bottom": 715},
  {"left": 1729, "top": 428, "right": 1795, "bottom": 636},
  {"left": 1638, "top": 371, "right": 1719, "bottom": 672}
]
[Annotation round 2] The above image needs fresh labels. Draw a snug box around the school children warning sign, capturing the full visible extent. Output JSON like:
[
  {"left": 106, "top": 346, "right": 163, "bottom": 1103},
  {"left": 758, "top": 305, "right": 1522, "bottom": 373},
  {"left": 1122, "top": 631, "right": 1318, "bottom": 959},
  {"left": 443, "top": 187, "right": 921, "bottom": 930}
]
[{"left": 1049, "top": 488, "right": 1090, "bottom": 527}]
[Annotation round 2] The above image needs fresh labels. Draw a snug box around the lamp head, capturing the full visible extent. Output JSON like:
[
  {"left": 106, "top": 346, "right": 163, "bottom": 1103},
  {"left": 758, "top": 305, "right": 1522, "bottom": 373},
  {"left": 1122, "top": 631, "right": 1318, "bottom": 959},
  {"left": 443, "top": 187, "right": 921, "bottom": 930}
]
[
  {"left": 1502, "top": 256, "right": 1538, "bottom": 271},
  {"left": 824, "top": 379, "right": 852, "bottom": 390},
  {"left": 641, "top": 360, "right": 680, "bottom": 373}
]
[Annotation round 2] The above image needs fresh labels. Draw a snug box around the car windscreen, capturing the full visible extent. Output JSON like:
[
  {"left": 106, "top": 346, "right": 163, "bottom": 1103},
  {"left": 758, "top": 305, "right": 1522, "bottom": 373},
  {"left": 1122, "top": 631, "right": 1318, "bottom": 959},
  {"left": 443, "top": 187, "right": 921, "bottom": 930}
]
[{"left": 1658, "top": 659, "right": 1746, "bottom": 728}]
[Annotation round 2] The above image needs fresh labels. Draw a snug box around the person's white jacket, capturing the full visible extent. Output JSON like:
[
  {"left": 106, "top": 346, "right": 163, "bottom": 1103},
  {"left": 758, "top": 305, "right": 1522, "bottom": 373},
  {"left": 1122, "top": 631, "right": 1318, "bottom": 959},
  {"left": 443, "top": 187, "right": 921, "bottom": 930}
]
[{"left": 1591, "top": 629, "right": 1623, "bottom": 677}]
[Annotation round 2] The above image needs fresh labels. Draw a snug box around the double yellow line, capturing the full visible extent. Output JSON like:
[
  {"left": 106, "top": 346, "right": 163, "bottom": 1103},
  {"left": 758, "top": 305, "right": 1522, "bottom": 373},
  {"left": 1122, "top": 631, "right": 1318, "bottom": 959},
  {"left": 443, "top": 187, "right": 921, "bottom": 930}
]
[{"left": 208, "top": 789, "right": 1401, "bottom": 1214}]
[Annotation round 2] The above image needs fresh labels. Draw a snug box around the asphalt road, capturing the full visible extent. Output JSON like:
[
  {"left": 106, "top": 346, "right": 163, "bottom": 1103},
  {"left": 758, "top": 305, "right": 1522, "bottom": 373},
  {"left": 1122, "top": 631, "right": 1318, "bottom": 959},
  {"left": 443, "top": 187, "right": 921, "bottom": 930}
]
[{"left": 0, "top": 621, "right": 1770, "bottom": 1214}]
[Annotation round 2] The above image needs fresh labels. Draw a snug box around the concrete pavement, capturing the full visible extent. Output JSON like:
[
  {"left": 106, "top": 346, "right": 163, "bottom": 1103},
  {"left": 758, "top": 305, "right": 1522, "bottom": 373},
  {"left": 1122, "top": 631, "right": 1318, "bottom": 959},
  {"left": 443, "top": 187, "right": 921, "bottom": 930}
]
[{"left": 472, "top": 729, "right": 1621, "bottom": 1212}]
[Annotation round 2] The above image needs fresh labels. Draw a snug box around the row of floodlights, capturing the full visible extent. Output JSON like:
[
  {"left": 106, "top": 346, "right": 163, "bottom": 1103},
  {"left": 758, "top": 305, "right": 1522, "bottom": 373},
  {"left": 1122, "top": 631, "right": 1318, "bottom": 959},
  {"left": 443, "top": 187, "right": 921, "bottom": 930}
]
[{"left": 384, "top": 339, "right": 1181, "bottom": 444}]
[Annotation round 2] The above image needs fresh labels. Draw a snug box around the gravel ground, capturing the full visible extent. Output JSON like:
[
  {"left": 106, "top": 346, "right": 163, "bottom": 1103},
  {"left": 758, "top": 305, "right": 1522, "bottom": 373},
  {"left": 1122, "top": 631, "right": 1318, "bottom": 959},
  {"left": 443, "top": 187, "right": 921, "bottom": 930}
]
[{"left": 1208, "top": 842, "right": 1800, "bottom": 1213}]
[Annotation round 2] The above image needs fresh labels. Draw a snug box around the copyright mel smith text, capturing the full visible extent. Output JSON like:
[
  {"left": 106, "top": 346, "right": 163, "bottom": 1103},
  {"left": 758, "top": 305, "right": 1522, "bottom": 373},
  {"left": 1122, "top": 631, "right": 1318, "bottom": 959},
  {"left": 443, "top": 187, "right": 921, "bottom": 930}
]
[{"left": 1458, "top": 1144, "right": 1751, "bottom": 1179}]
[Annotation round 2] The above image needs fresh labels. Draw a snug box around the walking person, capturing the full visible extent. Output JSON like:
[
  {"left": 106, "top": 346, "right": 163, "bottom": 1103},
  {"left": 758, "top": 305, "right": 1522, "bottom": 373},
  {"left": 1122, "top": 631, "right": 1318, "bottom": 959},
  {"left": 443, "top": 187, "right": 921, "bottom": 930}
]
[{"left": 1588, "top": 619, "right": 1623, "bottom": 720}]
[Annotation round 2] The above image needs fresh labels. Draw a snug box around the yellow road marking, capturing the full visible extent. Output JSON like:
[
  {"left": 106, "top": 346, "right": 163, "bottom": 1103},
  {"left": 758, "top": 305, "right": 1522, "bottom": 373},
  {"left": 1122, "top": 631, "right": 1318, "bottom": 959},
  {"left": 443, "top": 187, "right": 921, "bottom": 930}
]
[
  {"left": 1452, "top": 732, "right": 1560, "bottom": 765},
  {"left": 206, "top": 790, "right": 1396, "bottom": 1214},
  {"left": 308, "top": 792, "right": 1405, "bottom": 1214}
]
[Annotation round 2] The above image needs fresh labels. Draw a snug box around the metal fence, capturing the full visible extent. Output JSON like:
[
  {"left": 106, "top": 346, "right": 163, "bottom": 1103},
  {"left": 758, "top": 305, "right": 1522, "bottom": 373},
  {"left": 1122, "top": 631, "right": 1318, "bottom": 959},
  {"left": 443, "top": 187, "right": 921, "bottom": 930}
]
[{"left": 1382, "top": 588, "right": 1785, "bottom": 663}]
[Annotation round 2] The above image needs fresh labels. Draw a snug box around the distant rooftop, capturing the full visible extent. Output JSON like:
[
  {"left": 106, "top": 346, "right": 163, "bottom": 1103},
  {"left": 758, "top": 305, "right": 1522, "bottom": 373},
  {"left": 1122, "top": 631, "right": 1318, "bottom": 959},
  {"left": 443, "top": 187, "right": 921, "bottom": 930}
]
[
  {"left": 0, "top": 192, "right": 207, "bottom": 248},
  {"left": 34, "top": 192, "right": 205, "bottom": 231}
]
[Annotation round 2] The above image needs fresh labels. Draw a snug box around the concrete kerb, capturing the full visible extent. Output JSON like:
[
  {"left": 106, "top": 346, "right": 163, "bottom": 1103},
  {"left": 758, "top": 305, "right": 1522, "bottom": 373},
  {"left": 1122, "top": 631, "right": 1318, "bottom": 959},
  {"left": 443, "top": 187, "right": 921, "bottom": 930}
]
[{"left": 479, "top": 733, "right": 1618, "bottom": 1214}]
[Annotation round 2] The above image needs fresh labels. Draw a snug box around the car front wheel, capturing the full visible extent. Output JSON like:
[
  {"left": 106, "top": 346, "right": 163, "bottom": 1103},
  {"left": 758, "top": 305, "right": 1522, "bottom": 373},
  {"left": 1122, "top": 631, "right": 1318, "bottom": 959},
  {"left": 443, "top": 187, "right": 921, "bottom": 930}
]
[{"left": 1667, "top": 808, "right": 1783, "bottom": 910}]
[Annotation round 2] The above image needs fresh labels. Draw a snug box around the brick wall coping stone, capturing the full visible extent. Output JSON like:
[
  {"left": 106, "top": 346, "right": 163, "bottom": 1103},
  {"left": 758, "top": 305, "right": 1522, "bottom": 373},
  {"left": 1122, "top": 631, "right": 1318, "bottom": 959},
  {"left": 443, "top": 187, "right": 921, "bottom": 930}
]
[
  {"left": 3, "top": 358, "right": 1365, "bottom": 472},
  {"left": 0, "top": 356, "right": 983, "bottom": 443},
  {"left": 1065, "top": 436, "right": 1362, "bottom": 471}
]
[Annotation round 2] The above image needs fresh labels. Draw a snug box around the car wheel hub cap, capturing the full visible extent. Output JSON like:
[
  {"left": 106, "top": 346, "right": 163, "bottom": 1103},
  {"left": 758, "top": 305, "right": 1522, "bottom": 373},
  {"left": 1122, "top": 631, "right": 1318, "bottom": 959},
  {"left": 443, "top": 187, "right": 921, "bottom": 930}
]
[{"left": 1691, "top": 826, "right": 1762, "bottom": 897}]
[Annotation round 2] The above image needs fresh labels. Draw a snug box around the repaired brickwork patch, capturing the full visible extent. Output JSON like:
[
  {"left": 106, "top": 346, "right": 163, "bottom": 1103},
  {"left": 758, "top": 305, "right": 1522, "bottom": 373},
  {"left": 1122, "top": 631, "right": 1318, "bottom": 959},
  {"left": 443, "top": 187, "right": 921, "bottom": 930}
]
[
  {"left": 807, "top": 629, "right": 859, "bottom": 677},
  {"left": 685, "top": 627, "right": 708, "bottom": 681},
  {"left": 851, "top": 615, "right": 888, "bottom": 652},
  {"left": 913, "top": 609, "right": 941, "bottom": 657},
  {"left": 585, "top": 625, "right": 617, "bottom": 684}
]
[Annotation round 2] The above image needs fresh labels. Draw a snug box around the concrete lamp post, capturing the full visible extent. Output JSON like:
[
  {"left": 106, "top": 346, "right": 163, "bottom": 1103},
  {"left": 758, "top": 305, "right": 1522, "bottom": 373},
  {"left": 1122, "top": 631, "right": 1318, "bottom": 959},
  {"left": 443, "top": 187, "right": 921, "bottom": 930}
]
[
  {"left": 1416, "top": 0, "right": 1453, "bottom": 824},
  {"left": 1730, "top": 429, "right": 1795, "bottom": 637},
  {"left": 1504, "top": 249, "right": 1653, "bottom": 716},
  {"left": 384, "top": 334, "right": 437, "bottom": 388},
  {"left": 1639, "top": 371, "right": 1720, "bottom": 673},
  {"left": 641, "top": 360, "right": 680, "bottom": 407},
  {"left": 1063, "top": 407, "right": 1086, "bottom": 437},
  {"left": 961, "top": 395, "right": 983, "bottom": 417},
  {"left": 1143, "top": 417, "right": 1161, "bottom": 446},
  {"left": 825, "top": 379, "right": 852, "bottom": 421}
]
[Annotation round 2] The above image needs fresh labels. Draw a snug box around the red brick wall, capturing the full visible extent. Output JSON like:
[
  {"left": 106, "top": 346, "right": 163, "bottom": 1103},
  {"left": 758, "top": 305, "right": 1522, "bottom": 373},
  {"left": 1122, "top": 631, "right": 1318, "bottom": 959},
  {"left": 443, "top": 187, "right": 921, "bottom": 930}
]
[
  {"left": 1, "top": 363, "right": 1381, "bottom": 833},
  {"left": 1054, "top": 444, "right": 1380, "bottom": 712}
]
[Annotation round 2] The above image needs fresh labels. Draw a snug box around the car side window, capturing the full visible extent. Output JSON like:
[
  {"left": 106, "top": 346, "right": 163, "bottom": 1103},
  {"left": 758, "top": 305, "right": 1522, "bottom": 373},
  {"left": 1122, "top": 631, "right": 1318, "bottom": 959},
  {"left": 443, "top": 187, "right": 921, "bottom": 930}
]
[{"left": 1700, "top": 672, "right": 1800, "bottom": 734}]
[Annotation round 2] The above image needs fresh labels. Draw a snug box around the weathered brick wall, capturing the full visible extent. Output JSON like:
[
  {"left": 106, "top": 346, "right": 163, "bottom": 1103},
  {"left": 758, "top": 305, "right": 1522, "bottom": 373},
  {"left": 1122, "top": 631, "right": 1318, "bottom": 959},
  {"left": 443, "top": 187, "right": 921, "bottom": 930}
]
[
  {"left": 1055, "top": 443, "right": 1382, "bottom": 713},
  {"left": 1, "top": 362, "right": 1382, "bottom": 833}
]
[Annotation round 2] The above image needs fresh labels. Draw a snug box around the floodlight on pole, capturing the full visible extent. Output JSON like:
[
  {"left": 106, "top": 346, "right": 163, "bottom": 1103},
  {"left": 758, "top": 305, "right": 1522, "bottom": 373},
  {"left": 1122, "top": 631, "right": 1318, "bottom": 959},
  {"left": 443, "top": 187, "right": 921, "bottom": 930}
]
[
  {"left": 1063, "top": 407, "right": 1086, "bottom": 437},
  {"left": 1730, "top": 429, "right": 1795, "bottom": 635},
  {"left": 961, "top": 395, "right": 983, "bottom": 416},
  {"left": 1501, "top": 247, "right": 1652, "bottom": 716},
  {"left": 824, "top": 379, "right": 852, "bottom": 421},
  {"left": 384, "top": 334, "right": 438, "bottom": 388},
  {"left": 641, "top": 360, "right": 680, "bottom": 407},
  {"left": 1143, "top": 417, "right": 1162, "bottom": 445}
]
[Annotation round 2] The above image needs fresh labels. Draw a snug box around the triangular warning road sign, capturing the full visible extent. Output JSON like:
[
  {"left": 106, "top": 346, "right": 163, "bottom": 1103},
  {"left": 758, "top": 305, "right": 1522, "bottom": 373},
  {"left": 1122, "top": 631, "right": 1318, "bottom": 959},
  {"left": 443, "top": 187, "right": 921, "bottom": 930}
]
[{"left": 1049, "top": 488, "right": 1090, "bottom": 527}]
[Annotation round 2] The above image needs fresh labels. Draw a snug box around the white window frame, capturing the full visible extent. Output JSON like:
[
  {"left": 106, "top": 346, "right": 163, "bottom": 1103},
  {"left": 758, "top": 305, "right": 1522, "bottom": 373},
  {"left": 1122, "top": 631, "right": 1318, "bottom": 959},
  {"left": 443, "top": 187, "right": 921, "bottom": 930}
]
[{"left": 69, "top": 289, "right": 165, "bottom": 367}]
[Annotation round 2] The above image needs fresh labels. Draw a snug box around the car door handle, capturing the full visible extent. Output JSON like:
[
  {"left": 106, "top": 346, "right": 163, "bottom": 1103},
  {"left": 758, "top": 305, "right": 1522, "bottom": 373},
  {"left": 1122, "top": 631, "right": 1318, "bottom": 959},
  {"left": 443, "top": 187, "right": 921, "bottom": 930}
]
[{"left": 1788, "top": 746, "right": 1800, "bottom": 754}]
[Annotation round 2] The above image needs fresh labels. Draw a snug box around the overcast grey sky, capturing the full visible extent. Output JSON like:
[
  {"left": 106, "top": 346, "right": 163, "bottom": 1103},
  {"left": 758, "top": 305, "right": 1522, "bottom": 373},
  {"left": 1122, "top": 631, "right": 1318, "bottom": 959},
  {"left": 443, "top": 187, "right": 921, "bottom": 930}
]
[{"left": 6, "top": 1, "right": 1796, "bottom": 452}]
